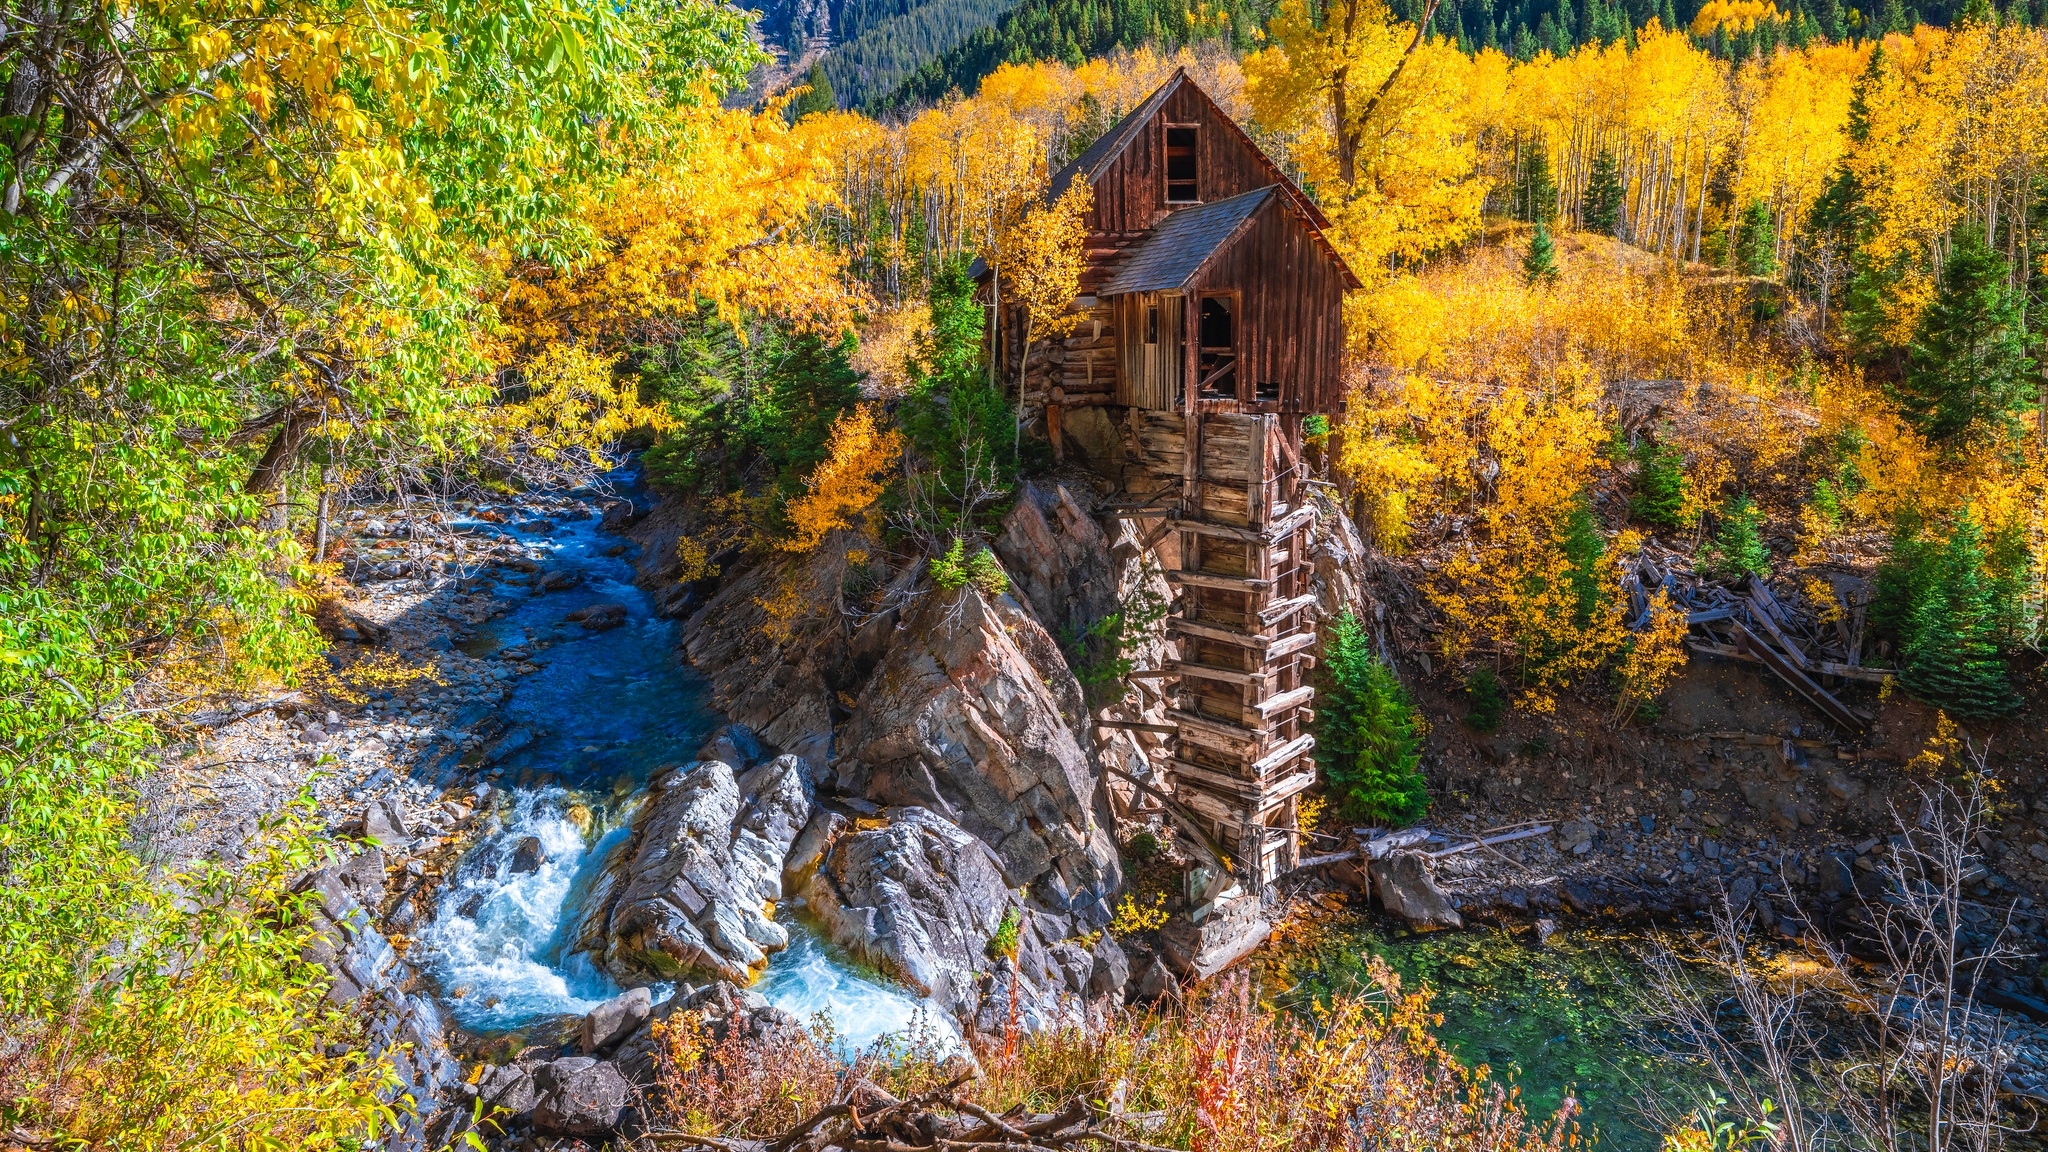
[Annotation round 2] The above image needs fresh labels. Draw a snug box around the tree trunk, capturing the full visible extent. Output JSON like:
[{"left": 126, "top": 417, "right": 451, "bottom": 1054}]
[{"left": 246, "top": 406, "right": 312, "bottom": 528}]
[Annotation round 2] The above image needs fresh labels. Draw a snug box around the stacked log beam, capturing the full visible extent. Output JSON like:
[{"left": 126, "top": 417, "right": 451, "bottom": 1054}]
[{"left": 1163, "top": 410, "right": 1315, "bottom": 891}]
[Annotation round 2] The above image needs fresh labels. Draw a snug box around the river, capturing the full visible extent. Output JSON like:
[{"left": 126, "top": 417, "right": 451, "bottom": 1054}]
[
  {"left": 407, "top": 471, "right": 1677, "bottom": 1140},
  {"left": 411, "top": 471, "right": 953, "bottom": 1053}
]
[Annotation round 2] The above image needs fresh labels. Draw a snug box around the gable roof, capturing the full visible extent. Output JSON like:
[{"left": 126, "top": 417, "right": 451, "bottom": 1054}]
[
  {"left": 1047, "top": 70, "right": 1358, "bottom": 291},
  {"left": 1097, "top": 187, "right": 1276, "bottom": 296},
  {"left": 1047, "top": 70, "right": 1337, "bottom": 238}
]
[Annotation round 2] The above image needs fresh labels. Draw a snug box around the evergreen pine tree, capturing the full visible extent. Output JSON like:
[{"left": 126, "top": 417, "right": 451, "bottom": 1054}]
[
  {"left": 1582, "top": 149, "right": 1624, "bottom": 234},
  {"left": 1733, "top": 200, "right": 1777, "bottom": 276},
  {"left": 788, "top": 61, "right": 837, "bottom": 120},
  {"left": 1558, "top": 495, "right": 1606, "bottom": 623},
  {"left": 1891, "top": 227, "right": 2032, "bottom": 448},
  {"left": 1701, "top": 494, "right": 1771, "bottom": 579},
  {"left": 1823, "top": 0, "right": 1846, "bottom": 37},
  {"left": 1525, "top": 220, "right": 1560, "bottom": 284},
  {"left": 1521, "top": 144, "right": 1558, "bottom": 223},
  {"left": 1878, "top": 0, "right": 1907, "bottom": 31},
  {"left": 1628, "top": 433, "right": 1688, "bottom": 528},
  {"left": 1316, "top": 611, "right": 1429, "bottom": 825},
  {"left": 1901, "top": 517, "right": 2022, "bottom": 717}
]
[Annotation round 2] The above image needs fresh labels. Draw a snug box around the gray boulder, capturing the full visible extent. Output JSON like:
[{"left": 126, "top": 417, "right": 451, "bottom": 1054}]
[
  {"left": 1370, "top": 850, "right": 1463, "bottom": 931},
  {"left": 580, "top": 986, "right": 653, "bottom": 1054},
  {"left": 802, "top": 807, "right": 1011, "bottom": 1019},
  {"left": 699, "top": 724, "right": 767, "bottom": 770},
  {"left": 295, "top": 852, "right": 463, "bottom": 1151},
  {"left": 577, "top": 755, "right": 813, "bottom": 984},
  {"left": 1088, "top": 932, "right": 1129, "bottom": 998},
  {"left": 476, "top": 1064, "right": 536, "bottom": 1117},
  {"left": 832, "top": 585, "right": 1121, "bottom": 926},
  {"left": 531, "top": 1057, "right": 633, "bottom": 1138}
]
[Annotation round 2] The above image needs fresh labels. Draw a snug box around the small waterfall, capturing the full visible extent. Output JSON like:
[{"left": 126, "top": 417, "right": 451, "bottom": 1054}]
[
  {"left": 755, "top": 919, "right": 960, "bottom": 1055},
  {"left": 421, "top": 787, "right": 624, "bottom": 1030}
]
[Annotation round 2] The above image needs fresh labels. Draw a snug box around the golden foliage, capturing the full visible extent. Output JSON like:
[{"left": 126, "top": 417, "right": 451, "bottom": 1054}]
[
  {"left": 1108, "top": 891, "right": 1170, "bottom": 934},
  {"left": 485, "top": 344, "right": 675, "bottom": 482},
  {"left": 780, "top": 406, "right": 904, "bottom": 553},
  {"left": 1246, "top": 0, "right": 1487, "bottom": 285},
  {"left": 1690, "top": 0, "right": 1783, "bottom": 35},
  {"left": 1615, "top": 589, "right": 1691, "bottom": 723},
  {"left": 997, "top": 182, "right": 1095, "bottom": 354},
  {"left": 503, "top": 96, "right": 863, "bottom": 352},
  {"left": 851, "top": 302, "right": 934, "bottom": 396}
]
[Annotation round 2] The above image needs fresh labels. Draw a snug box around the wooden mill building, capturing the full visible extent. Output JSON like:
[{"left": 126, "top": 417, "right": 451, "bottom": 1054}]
[{"left": 986, "top": 71, "right": 1359, "bottom": 895}]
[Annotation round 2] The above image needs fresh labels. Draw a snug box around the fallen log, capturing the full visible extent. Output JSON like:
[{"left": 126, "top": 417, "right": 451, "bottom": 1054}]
[{"left": 1430, "top": 825, "right": 1552, "bottom": 858}]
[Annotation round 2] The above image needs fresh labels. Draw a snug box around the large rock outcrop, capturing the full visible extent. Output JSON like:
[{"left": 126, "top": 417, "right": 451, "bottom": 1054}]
[
  {"left": 575, "top": 754, "right": 813, "bottom": 984},
  {"left": 832, "top": 585, "right": 1121, "bottom": 927},
  {"left": 801, "top": 806, "right": 1012, "bottom": 1018},
  {"left": 297, "top": 849, "right": 465, "bottom": 1151},
  {"left": 802, "top": 805, "right": 1120, "bottom": 1031}
]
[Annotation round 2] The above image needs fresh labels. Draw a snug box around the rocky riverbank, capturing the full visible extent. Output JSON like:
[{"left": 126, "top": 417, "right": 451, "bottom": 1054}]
[{"left": 143, "top": 464, "right": 2048, "bottom": 1149}]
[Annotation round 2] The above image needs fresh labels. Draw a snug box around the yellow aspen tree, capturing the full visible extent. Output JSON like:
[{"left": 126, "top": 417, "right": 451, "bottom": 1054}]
[
  {"left": 780, "top": 405, "right": 905, "bottom": 552},
  {"left": 994, "top": 181, "right": 1093, "bottom": 447}
]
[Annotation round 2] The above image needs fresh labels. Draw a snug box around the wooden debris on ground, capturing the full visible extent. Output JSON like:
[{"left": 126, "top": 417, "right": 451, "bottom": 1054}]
[
  {"left": 647, "top": 1074, "right": 1175, "bottom": 1152},
  {"left": 1622, "top": 547, "right": 1892, "bottom": 733}
]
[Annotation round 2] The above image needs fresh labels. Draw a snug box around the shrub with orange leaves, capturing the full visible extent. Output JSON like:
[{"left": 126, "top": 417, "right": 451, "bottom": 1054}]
[{"left": 779, "top": 405, "right": 905, "bottom": 553}]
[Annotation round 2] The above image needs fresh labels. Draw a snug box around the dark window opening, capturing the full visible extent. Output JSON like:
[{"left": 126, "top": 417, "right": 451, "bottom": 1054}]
[
  {"left": 1166, "top": 126, "right": 1199, "bottom": 203},
  {"left": 1199, "top": 295, "right": 1233, "bottom": 348},
  {"left": 1145, "top": 304, "right": 1159, "bottom": 344},
  {"left": 1198, "top": 295, "right": 1235, "bottom": 399},
  {"left": 1255, "top": 380, "right": 1282, "bottom": 402}
]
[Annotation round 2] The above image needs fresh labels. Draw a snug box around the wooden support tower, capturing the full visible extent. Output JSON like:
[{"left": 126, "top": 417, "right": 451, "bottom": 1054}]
[{"left": 1164, "top": 409, "right": 1315, "bottom": 891}]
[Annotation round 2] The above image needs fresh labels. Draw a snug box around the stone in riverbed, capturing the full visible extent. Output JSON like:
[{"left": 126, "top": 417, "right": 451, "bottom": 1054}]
[
  {"left": 576, "top": 755, "right": 813, "bottom": 985},
  {"left": 580, "top": 986, "right": 652, "bottom": 1054},
  {"left": 507, "top": 835, "right": 546, "bottom": 874},
  {"left": 531, "top": 1057, "right": 632, "bottom": 1138},
  {"left": 801, "top": 806, "right": 1011, "bottom": 1020},
  {"left": 1370, "top": 850, "right": 1463, "bottom": 931}
]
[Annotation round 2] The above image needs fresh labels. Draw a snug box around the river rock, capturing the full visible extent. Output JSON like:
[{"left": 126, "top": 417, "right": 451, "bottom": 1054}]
[
  {"left": 537, "top": 568, "right": 580, "bottom": 592},
  {"left": 362, "top": 798, "right": 409, "bottom": 848},
  {"left": 1370, "top": 849, "right": 1463, "bottom": 931},
  {"left": 802, "top": 806, "right": 1011, "bottom": 1019},
  {"left": 580, "top": 986, "right": 653, "bottom": 1054},
  {"left": 477, "top": 1063, "right": 537, "bottom": 1117},
  {"left": 296, "top": 851, "right": 463, "bottom": 1151},
  {"left": 566, "top": 602, "right": 629, "bottom": 631},
  {"left": 1132, "top": 955, "right": 1177, "bottom": 1004},
  {"left": 578, "top": 755, "right": 813, "bottom": 985},
  {"left": 600, "top": 499, "right": 643, "bottom": 532},
  {"left": 531, "top": 1057, "right": 633, "bottom": 1138},
  {"left": 508, "top": 835, "right": 546, "bottom": 874},
  {"left": 833, "top": 584, "right": 1122, "bottom": 926},
  {"left": 699, "top": 723, "right": 767, "bottom": 770}
]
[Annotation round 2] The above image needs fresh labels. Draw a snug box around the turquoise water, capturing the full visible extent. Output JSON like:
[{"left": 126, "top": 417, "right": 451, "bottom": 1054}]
[{"left": 1260, "top": 919, "right": 1688, "bottom": 1150}]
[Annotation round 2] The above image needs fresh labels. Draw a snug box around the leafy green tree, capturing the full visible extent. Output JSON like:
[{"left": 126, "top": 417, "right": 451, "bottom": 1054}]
[
  {"left": 1891, "top": 227, "right": 2033, "bottom": 449},
  {"left": 1315, "top": 612, "right": 1429, "bottom": 826},
  {"left": 1582, "top": 150, "right": 1624, "bottom": 235},
  {"left": 1734, "top": 201, "right": 1777, "bottom": 277},
  {"left": 1701, "top": 495, "right": 1771, "bottom": 579},
  {"left": 1525, "top": 220, "right": 1560, "bottom": 285},
  {"left": 1628, "top": 433, "right": 1688, "bottom": 529}
]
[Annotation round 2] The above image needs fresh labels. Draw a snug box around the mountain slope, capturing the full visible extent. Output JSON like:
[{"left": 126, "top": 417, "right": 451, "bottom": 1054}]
[{"left": 872, "top": 0, "right": 1266, "bottom": 112}]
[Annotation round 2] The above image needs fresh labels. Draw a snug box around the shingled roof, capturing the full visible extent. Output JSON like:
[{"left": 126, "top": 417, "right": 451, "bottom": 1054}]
[{"left": 1097, "top": 187, "right": 1276, "bottom": 296}]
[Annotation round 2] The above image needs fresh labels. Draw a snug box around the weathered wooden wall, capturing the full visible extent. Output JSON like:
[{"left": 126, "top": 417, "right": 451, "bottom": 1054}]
[{"left": 1189, "top": 200, "right": 1348, "bottom": 416}]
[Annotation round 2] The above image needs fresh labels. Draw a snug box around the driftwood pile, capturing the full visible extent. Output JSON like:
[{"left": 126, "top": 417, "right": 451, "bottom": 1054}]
[
  {"left": 1624, "top": 546, "right": 1893, "bottom": 733},
  {"left": 648, "top": 1075, "right": 1174, "bottom": 1152}
]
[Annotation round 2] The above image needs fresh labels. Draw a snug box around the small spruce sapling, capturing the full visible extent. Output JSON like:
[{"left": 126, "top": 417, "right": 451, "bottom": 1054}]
[
  {"left": 1464, "top": 666, "right": 1505, "bottom": 732},
  {"left": 1524, "top": 221, "right": 1559, "bottom": 285},
  {"left": 1628, "top": 434, "right": 1688, "bottom": 529},
  {"left": 1700, "top": 495, "right": 1770, "bottom": 580},
  {"left": 1315, "top": 611, "right": 1429, "bottom": 826}
]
